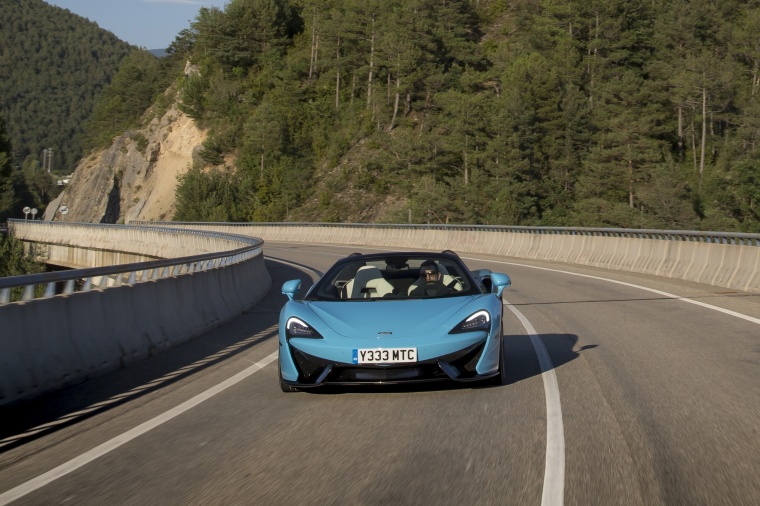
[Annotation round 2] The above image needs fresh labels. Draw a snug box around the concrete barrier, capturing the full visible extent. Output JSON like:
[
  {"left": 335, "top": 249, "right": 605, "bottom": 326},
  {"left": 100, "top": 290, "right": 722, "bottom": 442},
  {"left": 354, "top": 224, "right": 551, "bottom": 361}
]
[
  {"left": 4, "top": 220, "right": 757, "bottom": 406},
  {"left": 135, "top": 222, "right": 760, "bottom": 293},
  {"left": 0, "top": 222, "right": 271, "bottom": 407},
  {"left": 10, "top": 221, "right": 250, "bottom": 268}
]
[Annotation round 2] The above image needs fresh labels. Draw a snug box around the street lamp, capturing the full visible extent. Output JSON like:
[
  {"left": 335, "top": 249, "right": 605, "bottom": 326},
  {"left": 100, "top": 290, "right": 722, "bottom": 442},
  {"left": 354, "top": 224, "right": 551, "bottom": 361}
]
[{"left": 41, "top": 148, "right": 53, "bottom": 173}]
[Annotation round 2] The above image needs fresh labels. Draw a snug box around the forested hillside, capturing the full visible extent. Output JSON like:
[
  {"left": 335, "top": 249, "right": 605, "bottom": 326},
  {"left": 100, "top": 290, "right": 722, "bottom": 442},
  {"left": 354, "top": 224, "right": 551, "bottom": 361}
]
[
  {"left": 166, "top": 0, "right": 759, "bottom": 231},
  {"left": 3, "top": 0, "right": 759, "bottom": 231},
  {"left": 0, "top": 0, "right": 136, "bottom": 173}
]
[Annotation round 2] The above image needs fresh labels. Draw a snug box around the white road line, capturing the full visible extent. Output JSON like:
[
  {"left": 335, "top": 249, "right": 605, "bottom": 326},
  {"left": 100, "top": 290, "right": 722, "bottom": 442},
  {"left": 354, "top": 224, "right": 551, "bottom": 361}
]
[
  {"left": 504, "top": 301, "right": 565, "bottom": 506},
  {"left": 465, "top": 257, "right": 760, "bottom": 326},
  {"left": 0, "top": 328, "right": 277, "bottom": 450},
  {"left": 265, "top": 256, "right": 324, "bottom": 280},
  {"left": 476, "top": 255, "right": 759, "bottom": 506},
  {"left": 0, "top": 352, "right": 278, "bottom": 506}
]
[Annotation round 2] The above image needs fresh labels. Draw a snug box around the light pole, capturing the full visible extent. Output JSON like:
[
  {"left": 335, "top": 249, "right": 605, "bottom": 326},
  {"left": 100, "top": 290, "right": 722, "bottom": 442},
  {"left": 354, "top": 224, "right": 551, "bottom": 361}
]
[{"left": 41, "top": 148, "right": 53, "bottom": 173}]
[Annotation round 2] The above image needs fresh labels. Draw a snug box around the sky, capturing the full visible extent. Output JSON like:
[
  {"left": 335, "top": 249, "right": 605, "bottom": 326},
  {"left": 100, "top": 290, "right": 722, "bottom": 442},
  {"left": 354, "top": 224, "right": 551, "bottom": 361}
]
[{"left": 45, "top": 0, "right": 230, "bottom": 50}]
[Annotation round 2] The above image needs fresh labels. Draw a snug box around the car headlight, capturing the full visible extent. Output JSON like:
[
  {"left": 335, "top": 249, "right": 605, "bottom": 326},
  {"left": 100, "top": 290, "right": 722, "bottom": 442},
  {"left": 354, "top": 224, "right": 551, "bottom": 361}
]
[
  {"left": 285, "top": 317, "right": 322, "bottom": 339},
  {"left": 449, "top": 310, "right": 491, "bottom": 334}
]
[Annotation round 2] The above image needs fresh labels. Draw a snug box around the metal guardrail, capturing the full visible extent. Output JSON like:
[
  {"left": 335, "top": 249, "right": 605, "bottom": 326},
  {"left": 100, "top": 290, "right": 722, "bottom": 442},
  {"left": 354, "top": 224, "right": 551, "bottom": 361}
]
[
  {"left": 142, "top": 221, "right": 760, "bottom": 247},
  {"left": 0, "top": 220, "right": 264, "bottom": 305}
]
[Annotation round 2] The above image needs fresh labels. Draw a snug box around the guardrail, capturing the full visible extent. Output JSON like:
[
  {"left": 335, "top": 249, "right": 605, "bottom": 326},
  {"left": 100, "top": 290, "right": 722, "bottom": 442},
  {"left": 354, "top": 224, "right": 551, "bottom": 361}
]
[
  {"left": 1, "top": 220, "right": 271, "bottom": 407},
  {"left": 4, "top": 219, "right": 758, "bottom": 406},
  {"left": 132, "top": 221, "right": 760, "bottom": 246},
  {"left": 131, "top": 221, "right": 760, "bottom": 293},
  {"left": 1, "top": 220, "right": 263, "bottom": 305}
]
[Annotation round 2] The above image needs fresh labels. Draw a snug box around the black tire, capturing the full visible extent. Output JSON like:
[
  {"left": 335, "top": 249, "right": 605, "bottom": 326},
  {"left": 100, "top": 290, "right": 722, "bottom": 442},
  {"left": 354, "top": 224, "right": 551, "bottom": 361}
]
[
  {"left": 278, "top": 355, "right": 299, "bottom": 393},
  {"left": 494, "top": 329, "right": 508, "bottom": 386},
  {"left": 498, "top": 321, "right": 507, "bottom": 386}
]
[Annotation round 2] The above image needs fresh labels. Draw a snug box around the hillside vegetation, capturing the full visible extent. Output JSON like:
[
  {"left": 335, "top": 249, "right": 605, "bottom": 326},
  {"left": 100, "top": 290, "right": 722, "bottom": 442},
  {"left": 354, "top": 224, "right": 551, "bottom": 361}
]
[
  {"left": 0, "top": 0, "right": 181, "bottom": 221},
  {"left": 0, "top": 0, "right": 138, "bottom": 172},
  {"left": 162, "top": 0, "right": 760, "bottom": 231},
  {"left": 3, "top": 0, "right": 760, "bottom": 231}
]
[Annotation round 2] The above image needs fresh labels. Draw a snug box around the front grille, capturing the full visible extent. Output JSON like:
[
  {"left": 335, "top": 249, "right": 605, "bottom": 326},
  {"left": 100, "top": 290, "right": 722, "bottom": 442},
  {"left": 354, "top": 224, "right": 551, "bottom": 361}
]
[{"left": 327, "top": 363, "right": 448, "bottom": 383}]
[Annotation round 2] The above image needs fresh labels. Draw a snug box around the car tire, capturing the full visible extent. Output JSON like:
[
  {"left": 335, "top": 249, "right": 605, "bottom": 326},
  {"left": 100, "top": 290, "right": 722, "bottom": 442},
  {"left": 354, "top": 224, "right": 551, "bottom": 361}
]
[
  {"left": 498, "top": 322, "right": 507, "bottom": 386},
  {"left": 498, "top": 341, "right": 508, "bottom": 385},
  {"left": 278, "top": 355, "right": 299, "bottom": 393}
]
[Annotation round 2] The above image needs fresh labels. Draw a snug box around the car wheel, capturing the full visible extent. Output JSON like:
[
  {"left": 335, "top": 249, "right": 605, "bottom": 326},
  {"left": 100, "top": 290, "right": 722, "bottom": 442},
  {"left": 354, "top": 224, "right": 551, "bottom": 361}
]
[
  {"left": 278, "top": 355, "right": 299, "bottom": 393},
  {"left": 498, "top": 324, "right": 507, "bottom": 386}
]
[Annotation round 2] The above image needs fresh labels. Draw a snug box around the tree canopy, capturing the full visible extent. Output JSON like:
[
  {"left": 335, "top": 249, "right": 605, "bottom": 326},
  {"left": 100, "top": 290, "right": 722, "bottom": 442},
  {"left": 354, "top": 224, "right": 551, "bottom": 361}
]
[
  {"left": 0, "top": 0, "right": 136, "bottom": 173},
  {"left": 5, "top": 0, "right": 760, "bottom": 231},
  {"left": 166, "top": 0, "right": 760, "bottom": 231}
]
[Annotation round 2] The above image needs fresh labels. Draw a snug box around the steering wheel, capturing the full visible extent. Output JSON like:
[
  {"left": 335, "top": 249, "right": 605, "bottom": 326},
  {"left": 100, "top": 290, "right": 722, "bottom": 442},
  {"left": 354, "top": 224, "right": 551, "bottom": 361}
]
[{"left": 424, "top": 281, "right": 452, "bottom": 296}]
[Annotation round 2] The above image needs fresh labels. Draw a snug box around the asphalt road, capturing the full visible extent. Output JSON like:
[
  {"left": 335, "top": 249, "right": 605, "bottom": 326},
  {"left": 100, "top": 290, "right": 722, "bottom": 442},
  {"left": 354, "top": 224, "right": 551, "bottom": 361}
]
[{"left": 1, "top": 242, "right": 759, "bottom": 505}]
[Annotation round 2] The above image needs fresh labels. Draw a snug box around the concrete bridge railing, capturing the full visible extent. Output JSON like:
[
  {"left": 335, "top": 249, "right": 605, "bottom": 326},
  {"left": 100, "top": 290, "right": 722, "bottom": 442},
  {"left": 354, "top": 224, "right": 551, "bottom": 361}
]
[
  {"left": 0, "top": 220, "right": 271, "bottom": 407},
  {"left": 132, "top": 222, "right": 760, "bottom": 293},
  {"left": 4, "top": 220, "right": 758, "bottom": 406}
]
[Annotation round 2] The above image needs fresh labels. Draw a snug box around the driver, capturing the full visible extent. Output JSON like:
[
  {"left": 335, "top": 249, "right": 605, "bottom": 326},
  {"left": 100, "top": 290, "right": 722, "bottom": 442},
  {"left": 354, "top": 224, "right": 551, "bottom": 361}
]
[{"left": 410, "top": 261, "right": 452, "bottom": 296}]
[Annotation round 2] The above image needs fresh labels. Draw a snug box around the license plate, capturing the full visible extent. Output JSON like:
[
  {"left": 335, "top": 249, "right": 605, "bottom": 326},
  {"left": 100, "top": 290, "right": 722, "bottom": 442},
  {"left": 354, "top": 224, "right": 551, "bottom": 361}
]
[{"left": 352, "top": 348, "right": 417, "bottom": 364}]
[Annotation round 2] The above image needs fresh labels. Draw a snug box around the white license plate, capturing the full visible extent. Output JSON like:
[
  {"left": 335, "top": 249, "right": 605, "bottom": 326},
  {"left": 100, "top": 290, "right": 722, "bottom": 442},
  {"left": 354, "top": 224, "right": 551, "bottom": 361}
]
[{"left": 352, "top": 348, "right": 417, "bottom": 364}]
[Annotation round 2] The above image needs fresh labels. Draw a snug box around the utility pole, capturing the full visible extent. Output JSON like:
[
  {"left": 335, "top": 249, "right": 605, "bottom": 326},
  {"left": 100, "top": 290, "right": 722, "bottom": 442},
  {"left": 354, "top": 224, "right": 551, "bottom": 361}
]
[{"left": 42, "top": 148, "right": 53, "bottom": 173}]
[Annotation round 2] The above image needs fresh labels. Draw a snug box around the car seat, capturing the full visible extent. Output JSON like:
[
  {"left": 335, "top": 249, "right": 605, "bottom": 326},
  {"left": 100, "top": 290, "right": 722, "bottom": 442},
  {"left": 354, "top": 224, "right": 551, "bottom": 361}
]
[{"left": 346, "top": 266, "right": 396, "bottom": 298}]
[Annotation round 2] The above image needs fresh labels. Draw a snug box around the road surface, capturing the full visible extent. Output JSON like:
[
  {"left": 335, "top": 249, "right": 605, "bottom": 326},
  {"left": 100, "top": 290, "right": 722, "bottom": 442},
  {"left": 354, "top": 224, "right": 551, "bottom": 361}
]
[{"left": 1, "top": 242, "right": 759, "bottom": 505}]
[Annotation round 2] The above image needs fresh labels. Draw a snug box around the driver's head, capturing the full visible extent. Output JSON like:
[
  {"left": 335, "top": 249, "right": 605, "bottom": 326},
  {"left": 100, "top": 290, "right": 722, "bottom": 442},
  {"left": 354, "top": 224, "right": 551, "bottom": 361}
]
[{"left": 420, "top": 261, "right": 440, "bottom": 282}]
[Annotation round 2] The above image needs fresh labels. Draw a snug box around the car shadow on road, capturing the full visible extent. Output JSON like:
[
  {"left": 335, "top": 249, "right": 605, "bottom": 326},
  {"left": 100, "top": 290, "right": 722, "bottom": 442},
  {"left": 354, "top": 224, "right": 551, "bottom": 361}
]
[
  {"left": 0, "top": 260, "right": 307, "bottom": 453},
  {"left": 501, "top": 332, "right": 593, "bottom": 386}
]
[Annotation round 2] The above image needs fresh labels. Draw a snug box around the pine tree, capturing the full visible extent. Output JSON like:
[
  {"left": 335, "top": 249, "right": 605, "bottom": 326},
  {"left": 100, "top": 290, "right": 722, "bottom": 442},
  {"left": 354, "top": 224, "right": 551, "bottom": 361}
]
[{"left": 0, "top": 115, "right": 17, "bottom": 221}]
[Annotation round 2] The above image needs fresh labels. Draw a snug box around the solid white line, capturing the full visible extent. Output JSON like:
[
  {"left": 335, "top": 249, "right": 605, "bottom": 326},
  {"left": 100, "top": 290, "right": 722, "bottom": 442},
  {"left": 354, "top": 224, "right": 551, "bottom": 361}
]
[
  {"left": 265, "top": 256, "right": 323, "bottom": 279},
  {"left": 504, "top": 302, "right": 565, "bottom": 506},
  {"left": 465, "top": 254, "right": 758, "bottom": 506},
  {"left": 0, "top": 352, "right": 278, "bottom": 506},
  {"left": 463, "top": 257, "right": 760, "bottom": 326}
]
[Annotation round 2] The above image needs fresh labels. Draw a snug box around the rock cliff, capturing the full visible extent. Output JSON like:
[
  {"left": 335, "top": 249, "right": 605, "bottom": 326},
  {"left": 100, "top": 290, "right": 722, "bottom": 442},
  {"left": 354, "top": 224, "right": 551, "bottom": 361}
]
[{"left": 44, "top": 102, "right": 206, "bottom": 224}]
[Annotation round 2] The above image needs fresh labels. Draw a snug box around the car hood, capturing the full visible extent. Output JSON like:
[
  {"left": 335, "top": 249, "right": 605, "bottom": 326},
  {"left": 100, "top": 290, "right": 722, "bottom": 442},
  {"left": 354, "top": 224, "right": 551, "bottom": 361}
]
[{"left": 305, "top": 297, "right": 476, "bottom": 338}]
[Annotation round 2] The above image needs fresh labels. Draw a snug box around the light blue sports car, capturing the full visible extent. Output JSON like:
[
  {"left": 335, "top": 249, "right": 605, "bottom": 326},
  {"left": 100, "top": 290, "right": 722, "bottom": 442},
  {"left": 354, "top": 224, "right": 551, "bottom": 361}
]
[{"left": 278, "top": 251, "right": 511, "bottom": 392}]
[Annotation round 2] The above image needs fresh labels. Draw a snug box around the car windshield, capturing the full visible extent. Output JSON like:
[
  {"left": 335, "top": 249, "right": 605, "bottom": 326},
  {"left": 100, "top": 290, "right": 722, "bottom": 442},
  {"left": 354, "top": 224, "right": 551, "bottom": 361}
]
[{"left": 305, "top": 254, "right": 481, "bottom": 301}]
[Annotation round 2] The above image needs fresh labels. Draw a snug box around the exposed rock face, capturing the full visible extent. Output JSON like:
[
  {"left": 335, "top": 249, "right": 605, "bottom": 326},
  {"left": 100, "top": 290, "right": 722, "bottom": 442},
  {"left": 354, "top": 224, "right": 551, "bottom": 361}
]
[{"left": 44, "top": 102, "right": 206, "bottom": 223}]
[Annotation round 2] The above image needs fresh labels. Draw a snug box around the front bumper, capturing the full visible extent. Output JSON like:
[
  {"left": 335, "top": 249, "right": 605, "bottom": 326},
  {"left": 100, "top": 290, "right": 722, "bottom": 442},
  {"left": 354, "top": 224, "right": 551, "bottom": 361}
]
[{"left": 282, "top": 338, "right": 496, "bottom": 387}]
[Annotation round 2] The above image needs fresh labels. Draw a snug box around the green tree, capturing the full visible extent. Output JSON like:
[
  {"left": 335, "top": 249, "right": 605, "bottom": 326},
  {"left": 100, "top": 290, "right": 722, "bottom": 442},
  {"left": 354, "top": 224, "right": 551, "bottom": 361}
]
[
  {"left": 0, "top": 0, "right": 134, "bottom": 172},
  {"left": 83, "top": 50, "right": 166, "bottom": 150},
  {"left": 193, "top": 0, "right": 301, "bottom": 75},
  {"left": 0, "top": 114, "right": 15, "bottom": 221},
  {"left": 0, "top": 232, "right": 47, "bottom": 279},
  {"left": 174, "top": 165, "right": 242, "bottom": 222}
]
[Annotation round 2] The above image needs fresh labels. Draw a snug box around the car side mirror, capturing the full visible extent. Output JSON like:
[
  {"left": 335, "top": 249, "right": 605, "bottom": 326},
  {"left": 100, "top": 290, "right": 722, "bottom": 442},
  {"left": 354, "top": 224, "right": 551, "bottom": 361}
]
[
  {"left": 490, "top": 273, "right": 511, "bottom": 297},
  {"left": 282, "top": 279, "right": 302, "bottom": 301}
]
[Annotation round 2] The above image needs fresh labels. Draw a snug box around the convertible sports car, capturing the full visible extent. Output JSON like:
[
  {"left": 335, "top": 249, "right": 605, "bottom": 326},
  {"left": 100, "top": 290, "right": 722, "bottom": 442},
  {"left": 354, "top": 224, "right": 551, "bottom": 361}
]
[{"left": 278, "top": 250, "right": 511, "bottom": 391}]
